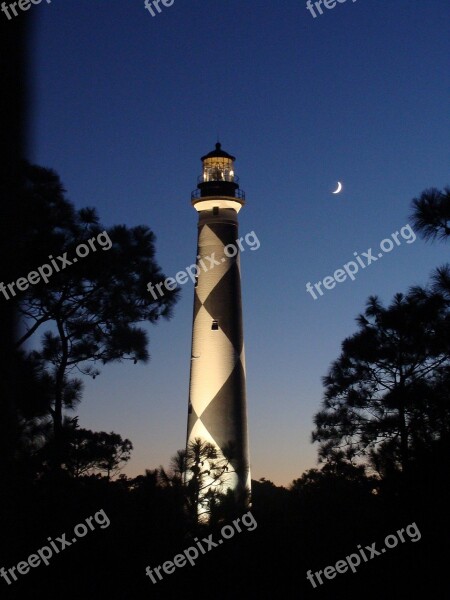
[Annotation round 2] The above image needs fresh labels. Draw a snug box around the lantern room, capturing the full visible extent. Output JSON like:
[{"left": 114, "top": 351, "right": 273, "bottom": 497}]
[{"left": 192, "top": 143, "right": 245, "bottom": 201}]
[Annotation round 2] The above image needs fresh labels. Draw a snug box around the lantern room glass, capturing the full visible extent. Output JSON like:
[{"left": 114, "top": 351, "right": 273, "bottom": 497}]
[{"left": 202, "top": 157, "right": 235, "bottom": 183}]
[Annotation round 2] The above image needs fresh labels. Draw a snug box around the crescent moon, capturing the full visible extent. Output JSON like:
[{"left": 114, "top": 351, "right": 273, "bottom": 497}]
[{"left": 332, "top": 181, "right": 343, "bottom": 194}]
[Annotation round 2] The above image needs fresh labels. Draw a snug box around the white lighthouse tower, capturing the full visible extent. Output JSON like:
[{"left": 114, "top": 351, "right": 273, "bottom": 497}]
[{"left": 186, "top": 143, "right": 250, "bottom": 507}]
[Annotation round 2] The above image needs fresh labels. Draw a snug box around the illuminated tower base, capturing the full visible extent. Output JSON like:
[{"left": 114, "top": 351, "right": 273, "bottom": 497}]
[{"left": 186, "top": 143, "right": 250, "bottom": 507}]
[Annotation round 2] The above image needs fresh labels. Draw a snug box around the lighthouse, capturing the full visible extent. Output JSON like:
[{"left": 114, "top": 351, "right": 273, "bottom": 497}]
[{"left": 186, "top": 142, "right": 250, "bottom": 508}]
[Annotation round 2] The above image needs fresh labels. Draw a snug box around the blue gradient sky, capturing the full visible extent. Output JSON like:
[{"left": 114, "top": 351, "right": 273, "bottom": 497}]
[{"left": 29, "top": 0, "right": 449, "bottom": 485}]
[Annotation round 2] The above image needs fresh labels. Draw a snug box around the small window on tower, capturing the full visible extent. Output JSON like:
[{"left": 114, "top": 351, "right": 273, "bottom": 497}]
[
  {"left": 188, "top": 402, "right": 193, "bottom": 414},
  {"left": 213, "top": 207, "right": 219, "bottom": 215},
  {"left": 194, "top": 275, "right": 198, "bottom": 288},
  {"left": 211, "top": 320, "right": 219, "bottom": 330}
]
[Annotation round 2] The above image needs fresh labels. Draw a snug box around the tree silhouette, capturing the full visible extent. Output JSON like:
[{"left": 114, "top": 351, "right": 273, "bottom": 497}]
[
  {"left": 410, "top": 186, "right": 450, "bottom": 241},
  {"left": 65, "top": 427, "right": 133, "bottom": 480},
  {"left": 161, "top": 438, "right": 236, "bottom": 526},
  {"left": 10, "top": 350, "right": 54, "bottom": 477},
  {"left": 312, "top": 290, "right": 450, "bottom": 474},
  {"left": 158, "top": 448, "right": 186, "bottom": 489},
  {"left": 13, "top": 162, "right": 179, "bottom": 471},
  {"left": 290, "top": 456, "right": 376, "bottom": 502},
  {"left": 411, "top": 187, "right": 450, "bottom": 302}
]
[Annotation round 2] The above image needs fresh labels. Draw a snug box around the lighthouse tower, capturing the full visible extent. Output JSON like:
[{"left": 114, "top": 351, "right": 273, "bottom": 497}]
[{"left": 186, "top": 142, "right": 250, "bottom": 505}]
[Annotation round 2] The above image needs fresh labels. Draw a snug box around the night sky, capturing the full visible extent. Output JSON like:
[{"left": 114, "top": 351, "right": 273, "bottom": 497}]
[{"left": 29, "top": 0, "right": 449, "bottom": 485}]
